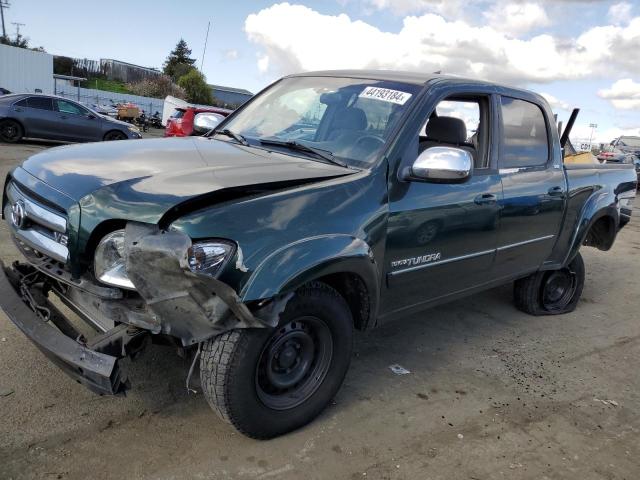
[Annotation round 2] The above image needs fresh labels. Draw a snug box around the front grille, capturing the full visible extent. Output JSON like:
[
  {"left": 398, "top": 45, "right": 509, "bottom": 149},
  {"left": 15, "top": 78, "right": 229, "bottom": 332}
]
[{"left": 4, "top": 181, "right": 69, "bottom": 263}]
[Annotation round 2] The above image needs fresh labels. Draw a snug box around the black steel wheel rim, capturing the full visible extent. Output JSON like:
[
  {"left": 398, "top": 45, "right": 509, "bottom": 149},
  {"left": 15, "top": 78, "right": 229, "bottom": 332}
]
[
  {"left": 1, "top": 122, "right": 19, "bottom": 141},
  {"left": 256, "top": 316, "right": 333, "bottom": 410},
  {"left": 542, "top": 269, "right": 576, "bottom": 310}
]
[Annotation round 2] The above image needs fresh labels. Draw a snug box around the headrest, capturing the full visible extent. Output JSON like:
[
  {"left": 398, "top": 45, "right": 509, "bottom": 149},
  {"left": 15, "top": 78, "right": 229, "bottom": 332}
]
[
  {"left": 425, "top": 116, "right": 467, "bottom": 145},
  {"left": 333, "top": 107, "right": 367, "bottom": 131}
]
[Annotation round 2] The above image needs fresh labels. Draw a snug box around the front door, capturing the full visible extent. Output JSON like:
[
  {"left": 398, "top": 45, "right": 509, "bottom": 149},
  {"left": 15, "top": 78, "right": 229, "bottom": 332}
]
[
  {"left": 54, "top": 99, "right": 102, "bottom": 141},
  {"left": 383, "top": 94, "right": 502, "bottom": 316}
]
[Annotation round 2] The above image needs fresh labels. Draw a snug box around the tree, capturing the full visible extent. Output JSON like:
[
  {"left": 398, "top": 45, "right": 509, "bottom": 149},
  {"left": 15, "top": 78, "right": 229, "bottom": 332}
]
[
  {"left": 0, "top": 33, "right": 45, "bottom": 51},
  {"left": 127, "top": 75, "right": 186, "bottom": 99},
  {"left": 177, "top": 68, "right": 213, "bottom": 104},
  {"left": 163, "top": 39, "right": 196, "bottom": 81}
]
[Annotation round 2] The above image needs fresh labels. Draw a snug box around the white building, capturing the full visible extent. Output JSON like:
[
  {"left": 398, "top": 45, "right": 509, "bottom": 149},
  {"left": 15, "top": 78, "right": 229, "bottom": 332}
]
[{"left": 0, "top": 43, "right": 54, "bottom": 94}]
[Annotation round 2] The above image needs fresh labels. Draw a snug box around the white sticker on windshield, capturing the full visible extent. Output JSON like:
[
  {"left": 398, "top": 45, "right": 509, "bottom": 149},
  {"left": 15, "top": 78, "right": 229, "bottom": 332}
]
[{"left": 359, "top": 87, "right": 412, "bottom": 105}]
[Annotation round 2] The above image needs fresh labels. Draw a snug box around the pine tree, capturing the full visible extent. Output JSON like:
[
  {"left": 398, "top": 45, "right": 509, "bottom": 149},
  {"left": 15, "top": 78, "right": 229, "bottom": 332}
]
[{"left": 163, "top": 39, "right": 196, "bottom": 81}]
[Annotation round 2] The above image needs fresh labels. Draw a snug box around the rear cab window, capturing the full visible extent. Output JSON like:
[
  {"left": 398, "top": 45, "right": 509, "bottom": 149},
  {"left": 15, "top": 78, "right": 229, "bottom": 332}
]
[
  {"left": 171, "top": 109, "right": 186, "bottom": 119},
  {"left": 499, "top": 97, "right": 549, "bottom": 169}
]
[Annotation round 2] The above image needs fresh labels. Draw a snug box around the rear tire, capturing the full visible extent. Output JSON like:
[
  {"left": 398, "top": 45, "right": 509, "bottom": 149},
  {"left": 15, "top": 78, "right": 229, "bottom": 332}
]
[
  {"left": 199, "top": 281, "right": 353, "bottom": 439},
  {"left": 514, "top": 252, "right": 585, "bottom": 315},
  {"left": 0, "top": 119, "right": 23, "bottom": 143}
]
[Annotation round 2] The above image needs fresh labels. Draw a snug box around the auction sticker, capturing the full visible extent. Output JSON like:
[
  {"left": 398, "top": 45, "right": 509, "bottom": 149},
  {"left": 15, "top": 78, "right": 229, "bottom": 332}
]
[{"left": 359, "top": 86, "right": 412, "bottom": 105}]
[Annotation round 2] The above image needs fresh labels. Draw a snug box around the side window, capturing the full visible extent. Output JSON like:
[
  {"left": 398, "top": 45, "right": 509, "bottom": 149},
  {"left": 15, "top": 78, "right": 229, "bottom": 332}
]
[
  {"left": 55, "top": 100, "right": 87, "bottom": 115},
  {"left": 500, "top": 97, "right": 549, "bottom": 168},
  {"left": 27, "top": 97, "right": 53, "bottom": 111},
  {"left": 418, "top": 96, "right": 490, "bottom": 169},
  {"left": 15, "top": 98, "right": 29, "bottom": 107}
]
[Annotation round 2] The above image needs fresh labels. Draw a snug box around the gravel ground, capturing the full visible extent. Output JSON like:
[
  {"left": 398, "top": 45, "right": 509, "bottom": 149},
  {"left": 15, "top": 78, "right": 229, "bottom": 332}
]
[{"left": 0, "top": 135, "right": 638, "bottom": 480}]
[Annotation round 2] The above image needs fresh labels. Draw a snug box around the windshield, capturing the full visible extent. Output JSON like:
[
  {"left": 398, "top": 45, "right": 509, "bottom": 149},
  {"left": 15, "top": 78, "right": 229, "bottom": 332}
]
[
  {"left": 619, "top": 136, "right": 640, "bottom": 148},
  {"left": 220, "top": 76, "right": 420, "bottom": 168}
]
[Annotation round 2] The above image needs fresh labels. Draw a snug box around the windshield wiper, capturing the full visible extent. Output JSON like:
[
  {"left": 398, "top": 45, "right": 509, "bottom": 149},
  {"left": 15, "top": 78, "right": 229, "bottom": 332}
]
[
  {"left": 215, "top": 129, "right": 249, "bottom": 146},
  {"left": 259, "top": 138, "right": 348, "bottom": 168}
]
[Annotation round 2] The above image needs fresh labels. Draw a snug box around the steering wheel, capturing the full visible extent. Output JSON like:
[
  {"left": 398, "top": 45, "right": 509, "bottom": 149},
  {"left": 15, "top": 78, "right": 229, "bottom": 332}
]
[{"left": 355, "top": 134, "right": 384, "bottom": 150}]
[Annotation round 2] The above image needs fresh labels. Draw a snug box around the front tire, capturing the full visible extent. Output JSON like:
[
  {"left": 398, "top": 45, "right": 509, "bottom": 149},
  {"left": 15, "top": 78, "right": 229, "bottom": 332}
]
[
  {"left": 200, "top": 282, "right": 353, "bottom": 439},
  {"left": 103, "top": 130, "right": 127, "bottom": 141},
  {"left": 514, "top": 252, "right": 585, "bottom": 315}
]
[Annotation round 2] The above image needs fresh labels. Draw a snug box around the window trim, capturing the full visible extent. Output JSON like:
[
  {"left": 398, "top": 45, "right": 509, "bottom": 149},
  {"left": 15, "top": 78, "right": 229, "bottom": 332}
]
[{"left": 497, "top": 94, "right": 552, "bottom": 172}]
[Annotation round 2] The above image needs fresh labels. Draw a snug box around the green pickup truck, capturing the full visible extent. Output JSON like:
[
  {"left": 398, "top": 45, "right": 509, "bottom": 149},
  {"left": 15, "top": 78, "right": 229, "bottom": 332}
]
[{"left": 1, "top": 71, "right": 637, "bottom": 439}]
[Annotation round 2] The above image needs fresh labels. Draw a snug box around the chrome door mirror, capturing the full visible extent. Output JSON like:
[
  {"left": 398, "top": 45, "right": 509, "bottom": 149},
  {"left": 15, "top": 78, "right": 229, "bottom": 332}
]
[
  {"left": 193, "top": 112, "right": 224, "bottom": 134},
  {"left": 403, "top": 146, "right": 472, "bottom": 183}
]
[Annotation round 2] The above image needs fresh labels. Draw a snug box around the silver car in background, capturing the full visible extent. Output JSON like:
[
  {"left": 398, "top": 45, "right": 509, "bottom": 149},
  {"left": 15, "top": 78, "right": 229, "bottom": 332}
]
[{"left": 0, "top": 94, "right": 142, "bottom": 143}]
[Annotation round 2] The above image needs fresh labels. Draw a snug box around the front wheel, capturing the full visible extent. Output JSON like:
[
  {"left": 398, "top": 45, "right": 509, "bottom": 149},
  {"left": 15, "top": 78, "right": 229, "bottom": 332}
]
[
  {"left": 200, "top": 281, "right": 353, "bottom": 439},
  {"left": 514, "top": 252, "right": 585, "bottom": 315},
  {"left": 104, "top": 130, "right": 127, "bottom": 141}
]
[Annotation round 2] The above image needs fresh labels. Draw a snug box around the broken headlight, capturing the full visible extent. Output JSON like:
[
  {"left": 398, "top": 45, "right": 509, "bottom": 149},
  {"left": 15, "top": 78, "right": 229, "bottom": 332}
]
[
  {"left": 187, "top": 241, "right": 234, "bottom": 276},
  {"left": 94, "top": 229, "right": 135, "bottom": 290}
]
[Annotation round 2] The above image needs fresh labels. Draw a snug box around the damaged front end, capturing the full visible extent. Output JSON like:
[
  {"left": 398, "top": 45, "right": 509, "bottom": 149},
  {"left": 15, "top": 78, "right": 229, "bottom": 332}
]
[{"left": 1, "top": 220, "right": 284, "bottom": 396}]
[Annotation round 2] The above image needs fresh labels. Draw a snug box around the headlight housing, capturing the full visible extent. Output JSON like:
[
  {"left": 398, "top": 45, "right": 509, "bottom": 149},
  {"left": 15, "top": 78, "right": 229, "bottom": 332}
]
[
  {"left": 94, "top": 229, "right": 135, "bottom": 290},
  {"left": 187, "top": 241, "right": 234, "bottom": 276}
]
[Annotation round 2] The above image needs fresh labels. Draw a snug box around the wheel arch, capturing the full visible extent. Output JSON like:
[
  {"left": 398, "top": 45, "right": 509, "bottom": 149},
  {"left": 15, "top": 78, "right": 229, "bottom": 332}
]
[
  {"left": 565, "top": 201, "right": 619, "bottom": 265},
  {"left": 241, "top": 235, "right": 380, "bottom": 330}
]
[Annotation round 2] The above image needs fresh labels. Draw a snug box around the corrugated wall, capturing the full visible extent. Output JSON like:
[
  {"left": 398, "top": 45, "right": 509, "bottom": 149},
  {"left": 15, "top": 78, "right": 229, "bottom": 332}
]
[
  {"left": 0, "top": 44, "right": 54, "bottom": 94},
  {"left": 54, "top": 85, "right": 165, "bottom": 115}
]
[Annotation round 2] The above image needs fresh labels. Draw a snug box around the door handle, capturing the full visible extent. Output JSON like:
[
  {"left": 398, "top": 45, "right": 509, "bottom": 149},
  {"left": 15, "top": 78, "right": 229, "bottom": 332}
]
[
  {"left": 60, "top": 115, "right": 68, "bottom": 120},
  {"left": 14, "top": 107, "right": 22, "bottom": 112},
  {"left": 548, "top": 186, "right": 564, "bottom": 197},
  {"left": 474, "top": 193, "right": 497, "bottom": 205}
]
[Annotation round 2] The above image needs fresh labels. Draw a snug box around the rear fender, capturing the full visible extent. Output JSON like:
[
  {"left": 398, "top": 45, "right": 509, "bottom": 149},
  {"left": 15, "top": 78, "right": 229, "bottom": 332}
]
[
  {"left": 564, "top": 190, "right": 619, "bottom": 265},
  {"left": 241, "top": 234, "right": 380, "bottom": 319}
]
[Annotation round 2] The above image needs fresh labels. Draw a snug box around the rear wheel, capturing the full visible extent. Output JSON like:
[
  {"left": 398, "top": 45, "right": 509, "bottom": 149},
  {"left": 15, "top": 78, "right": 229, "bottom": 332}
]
[
  {"left": 104, "top": 130, "right": 127, "bottom": 141},
  {"left": 199, "top": 281, "right": 353, "bottom": 439},
  {"left": 514, "top": 252, "right": 585, "bottom": 315},
  {"left": 0, "top": 119, "right": 23, "bottom": 143}
]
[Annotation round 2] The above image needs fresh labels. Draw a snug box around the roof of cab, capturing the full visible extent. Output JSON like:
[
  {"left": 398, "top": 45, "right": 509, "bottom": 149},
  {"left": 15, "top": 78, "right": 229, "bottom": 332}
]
[{"left": 290, "top": 69, "right": 493, "bottom": 86}]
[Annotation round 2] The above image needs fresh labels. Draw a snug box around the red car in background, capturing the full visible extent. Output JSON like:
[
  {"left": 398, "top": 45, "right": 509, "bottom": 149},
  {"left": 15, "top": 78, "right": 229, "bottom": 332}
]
[{"left": 164, "top": 106, "right": 232, "bottom": 137}]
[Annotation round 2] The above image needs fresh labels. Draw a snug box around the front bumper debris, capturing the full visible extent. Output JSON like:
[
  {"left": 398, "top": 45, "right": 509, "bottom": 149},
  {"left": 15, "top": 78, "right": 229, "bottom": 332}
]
[{"left": 0, "top": 261, "right": 146, "bottom": 395}]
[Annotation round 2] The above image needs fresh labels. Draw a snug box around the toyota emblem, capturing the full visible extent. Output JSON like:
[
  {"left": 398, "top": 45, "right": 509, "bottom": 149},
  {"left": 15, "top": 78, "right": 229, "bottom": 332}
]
[{"left": 11, "top": 200, "right": 26, "bottom": 229}]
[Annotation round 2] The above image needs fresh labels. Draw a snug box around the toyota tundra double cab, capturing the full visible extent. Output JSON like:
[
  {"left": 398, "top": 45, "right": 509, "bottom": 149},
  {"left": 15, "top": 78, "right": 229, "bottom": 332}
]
[{"left": 1, "top": 71, "right": 636, "bottom": 439}]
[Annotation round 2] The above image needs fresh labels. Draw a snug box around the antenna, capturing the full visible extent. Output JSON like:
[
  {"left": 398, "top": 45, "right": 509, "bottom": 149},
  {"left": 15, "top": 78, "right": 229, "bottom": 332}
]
[{"left": 200, "top": 20, "right": 211, "bottom": 71}]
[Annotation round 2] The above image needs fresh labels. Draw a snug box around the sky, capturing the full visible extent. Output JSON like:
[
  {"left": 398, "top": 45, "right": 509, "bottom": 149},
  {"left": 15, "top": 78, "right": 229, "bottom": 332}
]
[{"left": 4, "top": 0, "right": 640, "bottom": 144}]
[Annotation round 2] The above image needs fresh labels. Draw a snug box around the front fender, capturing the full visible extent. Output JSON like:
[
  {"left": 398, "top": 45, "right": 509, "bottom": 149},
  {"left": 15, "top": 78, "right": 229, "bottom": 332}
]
[{"left": 241, "top": 234, "right": 380, "bottom": 313}]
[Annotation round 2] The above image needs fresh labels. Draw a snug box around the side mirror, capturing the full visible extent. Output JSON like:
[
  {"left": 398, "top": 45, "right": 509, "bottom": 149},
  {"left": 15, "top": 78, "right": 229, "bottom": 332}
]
[
  {"left": 401, "top": 146, "right": 472, "bottom": 183},
  {"left": 193, "top": 112, "right": 223, "bottom": 134}
]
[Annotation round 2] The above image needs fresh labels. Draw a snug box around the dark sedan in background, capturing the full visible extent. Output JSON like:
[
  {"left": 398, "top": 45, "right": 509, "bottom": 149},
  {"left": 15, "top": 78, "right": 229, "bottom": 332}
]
[{"left": 0, "top": 94, "right": 141, "bottom": 143}]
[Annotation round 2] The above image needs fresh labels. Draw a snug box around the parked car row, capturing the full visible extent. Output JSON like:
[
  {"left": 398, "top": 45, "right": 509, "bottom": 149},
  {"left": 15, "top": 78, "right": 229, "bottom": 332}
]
[
  {"left": 0, "top": 93, "right": 142, "bottom": 143},
  {"left": 598, "top": 136, "right": 640, "bottom": 186}
]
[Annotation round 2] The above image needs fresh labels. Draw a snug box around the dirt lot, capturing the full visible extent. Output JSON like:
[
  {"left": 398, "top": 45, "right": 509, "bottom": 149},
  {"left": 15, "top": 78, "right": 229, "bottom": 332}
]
[{"left": 0, "top": 135, "right": 639, "bottom": 480}]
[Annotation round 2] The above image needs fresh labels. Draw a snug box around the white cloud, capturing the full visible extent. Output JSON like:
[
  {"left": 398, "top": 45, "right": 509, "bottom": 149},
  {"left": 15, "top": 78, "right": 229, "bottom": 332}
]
[
  {"left": 244, "top": 3, "right": 640, "bottom": 86},
  {"left": 598, "top": 78, "right": 640, "bottom": 109},
  {"left": 540, "top": 92, "right": 570, "bottom": 111},
  {"left": 608, "top": 2, "right": 633, "bottom": 25},
  {"left": 484, "top": 2, "right": 550, "bottom": 36},
  {"left": 224, "top": 49, "right": 239, "bottom": 60}
]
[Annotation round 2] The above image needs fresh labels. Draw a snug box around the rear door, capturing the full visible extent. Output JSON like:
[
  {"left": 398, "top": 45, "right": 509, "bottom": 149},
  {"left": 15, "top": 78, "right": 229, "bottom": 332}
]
[
  {"left": 12, "top": 96, "right": 62, "bottom": 139},
  {"left": 54, "top": 99, "right": 102, "bottom": 141},
  {"left": 494, "top": 95, "right": 566, "bottom": 279}
]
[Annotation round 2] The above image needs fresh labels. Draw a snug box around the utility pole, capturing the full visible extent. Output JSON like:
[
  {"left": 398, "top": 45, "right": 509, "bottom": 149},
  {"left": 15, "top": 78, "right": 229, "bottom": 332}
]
[
  {"left": 588, "top": 123, "right": 597, "bottom": 152},
  {"left": 200, "top": 20, "right": 211, "bottom": 71},
  {"left": 11, "top": 21, "right": 24, "bottom": 39},
  {"left": 0, "top": 1, "right": 10, "bottom": 38}
]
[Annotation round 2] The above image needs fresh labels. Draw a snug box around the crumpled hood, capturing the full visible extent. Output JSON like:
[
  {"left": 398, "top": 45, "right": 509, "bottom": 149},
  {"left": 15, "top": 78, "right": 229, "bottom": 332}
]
[{"left": 21, "top": 137, "right": 350, "bottom": 203}]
